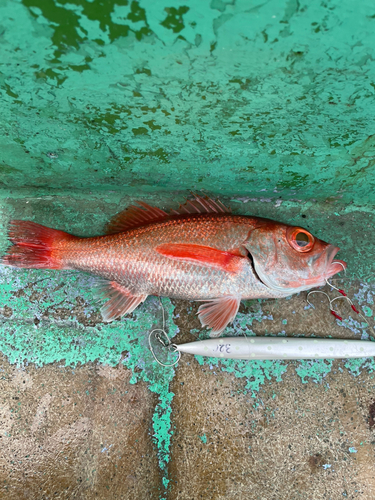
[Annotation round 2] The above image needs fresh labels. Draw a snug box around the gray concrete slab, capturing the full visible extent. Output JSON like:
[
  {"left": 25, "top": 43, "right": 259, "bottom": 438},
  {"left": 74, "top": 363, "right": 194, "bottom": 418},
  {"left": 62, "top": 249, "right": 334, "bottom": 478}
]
[{"left": 0, "top": 359, "right": 160, "bottom": 499}]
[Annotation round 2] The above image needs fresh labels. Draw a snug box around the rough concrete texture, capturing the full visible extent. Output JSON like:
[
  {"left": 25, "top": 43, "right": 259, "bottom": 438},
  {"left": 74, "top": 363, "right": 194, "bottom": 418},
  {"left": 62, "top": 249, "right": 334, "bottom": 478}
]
[
  {"left": 170, "top": 289, "right": 375, "bottom": 500},
  {"left": 2, "top": 285, "right": 375, "bottom": 499},
  {"left": 1, "top": 195, "right": 375, "bottom": 498},
  {"left": 0, "top": 358, "right": 160, "bottom": 499},
  {"left": 170, "top": 356, "right": 375, "bottom": 500},
  {"left": 1, "top": 0, "right": 375, "bottom": 498}
]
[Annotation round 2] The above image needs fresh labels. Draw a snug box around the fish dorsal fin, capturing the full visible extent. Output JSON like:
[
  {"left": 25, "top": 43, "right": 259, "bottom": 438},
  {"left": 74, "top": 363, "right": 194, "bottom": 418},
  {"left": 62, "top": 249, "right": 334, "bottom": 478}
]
[
  {"left": 155, "top": 243, "right": 244, "bottom": 273},
  {"left": 198, "top": 296, "right": 241, "bottom": 337},
  {"left": 169, "top": 194, "right": 231, "bottom": 216},
  {"left": 105, "top": 195, "right": 230, "bottom": 234},
  {"left": 106, "top": 202, "right": 168, "bottom": 234},
  {"left": 94, "top": 279, "right": 147, "bottom": 322}
]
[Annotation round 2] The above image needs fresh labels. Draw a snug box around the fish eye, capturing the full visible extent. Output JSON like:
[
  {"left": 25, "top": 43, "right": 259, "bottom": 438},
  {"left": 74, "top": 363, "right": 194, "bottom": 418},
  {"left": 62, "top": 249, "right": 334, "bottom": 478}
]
[
  {"left": 287, "top": 227, "right": 315, "bottom": 253},
  {"left": 295, "top": 232, "right": 309, "bottom": 247}
]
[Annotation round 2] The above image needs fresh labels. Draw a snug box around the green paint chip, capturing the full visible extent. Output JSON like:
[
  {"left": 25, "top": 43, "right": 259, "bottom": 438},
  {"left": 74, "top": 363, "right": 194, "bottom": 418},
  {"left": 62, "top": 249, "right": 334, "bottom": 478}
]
[
  {"left": 199, "top": 434, "right": 207, "bottom": 444},
  {"left": 363, "top": 306, "right": 373, "bottom": 317}
]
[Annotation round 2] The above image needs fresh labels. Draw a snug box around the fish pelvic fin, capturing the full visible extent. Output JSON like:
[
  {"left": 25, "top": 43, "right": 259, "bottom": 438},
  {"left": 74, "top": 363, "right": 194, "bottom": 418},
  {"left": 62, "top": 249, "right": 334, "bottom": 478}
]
[
  {"left": 94, "top": 280, "right": 147, "bottom": 322},
  {"left": 2, "top": 220, "right": 76, "bottom": 269},
  {"left": 197, "top": 296, "right": 241, "bottom": 337}
]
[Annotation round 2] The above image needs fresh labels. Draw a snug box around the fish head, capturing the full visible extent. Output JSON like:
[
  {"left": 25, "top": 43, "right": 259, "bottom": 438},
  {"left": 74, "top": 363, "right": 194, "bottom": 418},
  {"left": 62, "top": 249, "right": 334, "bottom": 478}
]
[{"left": 245, "top": 220, "right": 346, "bottom": 294}]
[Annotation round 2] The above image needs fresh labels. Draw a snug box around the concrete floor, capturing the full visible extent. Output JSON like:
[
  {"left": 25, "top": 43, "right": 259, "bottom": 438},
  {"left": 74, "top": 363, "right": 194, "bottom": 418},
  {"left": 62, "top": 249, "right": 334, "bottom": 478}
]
[
  {"left": 1, "top": 287, "right": 375, "bottom": 499},
  {"left": 1, "top": 194, "right": 375, "bottom": 499},
  {"left": 0, "top": 358, "right": 160, "bottom": 499}
]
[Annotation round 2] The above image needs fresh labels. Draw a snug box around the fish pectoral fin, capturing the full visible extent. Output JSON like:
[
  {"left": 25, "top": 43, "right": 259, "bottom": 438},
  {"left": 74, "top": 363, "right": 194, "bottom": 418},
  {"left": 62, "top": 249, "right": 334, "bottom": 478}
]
[
  {"left": 197, "top": 296, "right": 241, "bottom": 337},
  {"left": 155, "top": 244, "right": 244, "bottom": 272},
  {"left": 94, "top": 280, "right": 147, "bottom": 322}
]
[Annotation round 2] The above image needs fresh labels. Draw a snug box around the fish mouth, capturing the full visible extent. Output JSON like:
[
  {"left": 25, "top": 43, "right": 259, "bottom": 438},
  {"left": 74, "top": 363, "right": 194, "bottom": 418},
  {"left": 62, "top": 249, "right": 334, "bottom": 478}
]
[{"left": 326, "top": 246, "right": 347, "bottom": 278}]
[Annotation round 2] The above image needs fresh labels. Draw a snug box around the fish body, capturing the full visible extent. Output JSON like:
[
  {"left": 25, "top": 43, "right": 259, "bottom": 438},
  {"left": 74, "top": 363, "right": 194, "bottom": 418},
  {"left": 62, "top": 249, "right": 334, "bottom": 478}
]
[
  {"left": 2, "top": 195, "right": 346, "bottom": 336},
  {"left": 55, "top": 214, "right": 287, "bottom": 300}
]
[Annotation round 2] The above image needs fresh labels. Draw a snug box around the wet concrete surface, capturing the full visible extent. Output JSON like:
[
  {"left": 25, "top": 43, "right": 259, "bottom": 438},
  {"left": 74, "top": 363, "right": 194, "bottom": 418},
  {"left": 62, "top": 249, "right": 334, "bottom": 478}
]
[
  {"left": 170, "top": 357, "right": 375, "bottom": 500},
  {"left": 1, "top": 194, "right": 374, "bottom": 498},
  {"left": 1, "top": 287, "right": 375, "bottom": 499},
  {"left": 0, "top": 360, "right": 160, "bottom": 499}
]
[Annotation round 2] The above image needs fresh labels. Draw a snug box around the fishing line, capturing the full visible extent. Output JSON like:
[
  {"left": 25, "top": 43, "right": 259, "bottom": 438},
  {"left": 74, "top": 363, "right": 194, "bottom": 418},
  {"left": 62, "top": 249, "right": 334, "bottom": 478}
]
[
  {"left": 308, "top": 266, "right": 374, "bottom": 336},
  {"left": 325, "top": 261, "right": 348, "bottom": 296},
  {"left": 331, "top": 261, "right": 347, "bottom": 274},
  {"left": 148, "top": 298, "right": 180, "bottom": 367}
]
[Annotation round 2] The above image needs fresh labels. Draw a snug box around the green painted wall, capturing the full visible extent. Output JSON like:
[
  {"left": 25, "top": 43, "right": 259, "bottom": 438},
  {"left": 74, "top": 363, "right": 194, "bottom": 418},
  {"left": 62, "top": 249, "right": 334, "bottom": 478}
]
[{"left": 1, "top": 0, "right": 375, "bottom": 201}]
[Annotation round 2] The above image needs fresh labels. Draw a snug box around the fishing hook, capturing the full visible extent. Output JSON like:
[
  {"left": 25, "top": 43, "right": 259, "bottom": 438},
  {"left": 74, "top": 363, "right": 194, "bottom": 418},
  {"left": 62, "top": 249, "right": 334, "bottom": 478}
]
[{"left": 148, "top": 299, "right": 181, "bottom": 367}]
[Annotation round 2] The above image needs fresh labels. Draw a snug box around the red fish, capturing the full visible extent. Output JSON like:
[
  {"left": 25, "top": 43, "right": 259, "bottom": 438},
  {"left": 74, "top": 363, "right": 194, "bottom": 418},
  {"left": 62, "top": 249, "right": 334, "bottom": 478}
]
[{"left": 2, "top": 195, "right": 346, "bottom": 336}]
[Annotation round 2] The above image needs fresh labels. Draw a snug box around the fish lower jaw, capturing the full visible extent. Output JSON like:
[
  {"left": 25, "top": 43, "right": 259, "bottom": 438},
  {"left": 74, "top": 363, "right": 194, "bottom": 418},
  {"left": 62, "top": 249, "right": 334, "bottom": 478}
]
[{"left": 254, "top": 269, "right": 323, "bottom": 296}]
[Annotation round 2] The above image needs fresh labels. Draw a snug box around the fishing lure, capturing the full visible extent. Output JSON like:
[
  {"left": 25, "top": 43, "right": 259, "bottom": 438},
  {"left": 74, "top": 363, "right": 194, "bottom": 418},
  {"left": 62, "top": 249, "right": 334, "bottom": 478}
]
[
  {"left": 149, "top": 288, "right": 374, "bottom": 366},
  {"left": 174, "top": 336, "right": 375, "bottom": 360},
  {"left": 150, "top": 332, "right": 375, "bottom": 366}
]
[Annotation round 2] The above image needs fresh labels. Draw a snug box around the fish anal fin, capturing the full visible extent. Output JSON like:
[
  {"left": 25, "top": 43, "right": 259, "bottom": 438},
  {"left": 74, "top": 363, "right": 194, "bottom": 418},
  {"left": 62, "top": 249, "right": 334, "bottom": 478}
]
[
  {"left": 155, "top": 244, "right": 244, "bottom": 272},
  {"left": 170, "top": 194, "right": 231, "bottom": 216},
  {"left": 106, "top": 202, "right": 168, "bottom": 235},
  {"left": 198, "top": 296, "right": 241, "bottom": 337},
  {"left": 95, "top": 280, "right": 147, "bottom": 322}
]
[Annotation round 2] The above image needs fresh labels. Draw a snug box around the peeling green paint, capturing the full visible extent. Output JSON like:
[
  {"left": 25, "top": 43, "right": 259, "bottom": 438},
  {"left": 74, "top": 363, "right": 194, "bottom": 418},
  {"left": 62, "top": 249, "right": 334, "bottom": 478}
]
[
  {"left": 1, "top": 190, "right": 375, "bottom": 498},
  {"left": 199, "top": 434, "right": 207, "bottom": 444},
  {"left": 1, "top": 0, "right": 375, "bottom": 201},
  {"left": 2, "top": 190, "right": 375, "bottom": 493},
  {"left": 195, "top": 354, "right": 288, "bottom": 396},
  {"left": 362, "top": 306, "right": 373, "bottom": 317},
  {"left": 295, "top": 359, "right": 334, "bottom": 384}
]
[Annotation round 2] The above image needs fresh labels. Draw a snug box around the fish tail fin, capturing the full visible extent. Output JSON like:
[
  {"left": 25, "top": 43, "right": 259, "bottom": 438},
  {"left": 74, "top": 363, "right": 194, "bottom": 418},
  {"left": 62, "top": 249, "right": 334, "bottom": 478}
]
[{"left": 2, "top": 220, "right": 76, "bottom": 269}]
